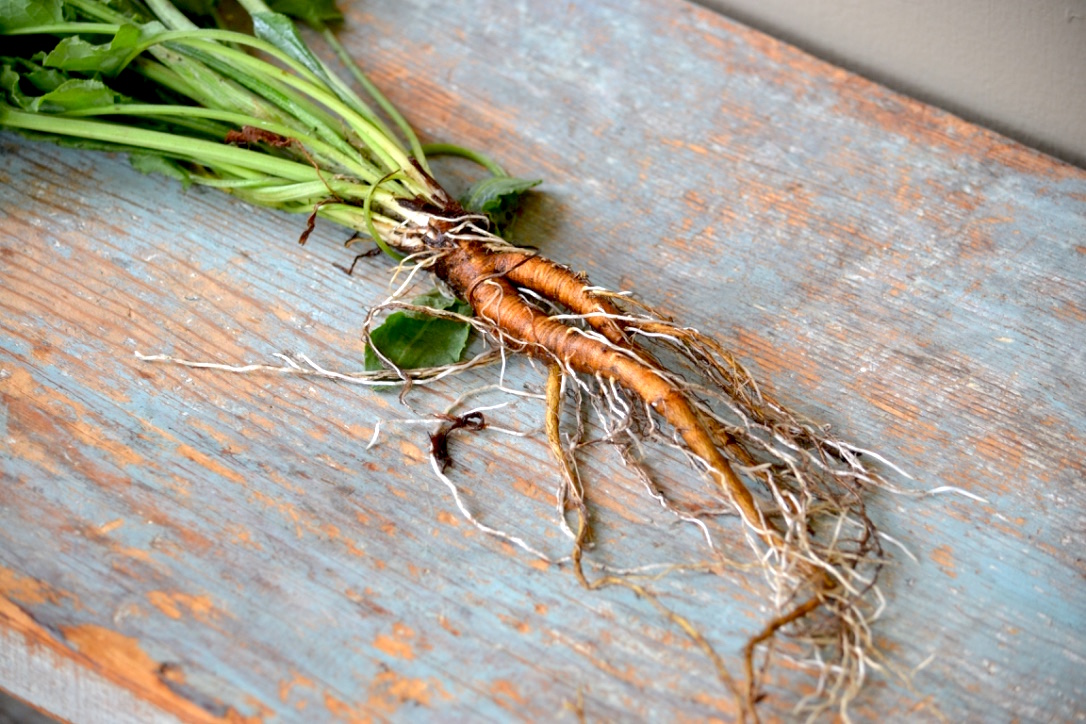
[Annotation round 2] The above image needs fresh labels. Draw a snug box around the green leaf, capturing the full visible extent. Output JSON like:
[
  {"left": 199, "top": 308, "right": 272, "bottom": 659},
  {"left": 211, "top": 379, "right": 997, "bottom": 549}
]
[
  {"left": 267, "top": 0, "right": 342, "bottom": 26},
  {"left": 365, "top": 290, "right": 472, "bottom": 371},
  {"left": 24, "top": 65, "right": 68, "bottom": 93},
  {"left": 0, "top": 64, "right": 34, "bottom": 109},
  {"left": 2, "top": 60, "right": 120, "bottom": 113},
  {"left": 410, "top": 289, "right": 470, "bottom": 314},
  {"left": 43, "top": 23, "right": 144, "bottom": 77},
  {"left": 129, "top": 153, "right": 193, "bottom": 188},
  {"left": 462, "top": 176, "right": 542, "bottom": 215},
  {"left": 251, "top": 12, "right": 327, "bottom": 80},
  {"left": 460, "top": 175, "right": 541, "bottom": 232},
  {"left": 0, "top": 0, "right": 63, "bottom": 33},
  {"left": 29, "top": 78, "right": 118, "bottom": 112}
]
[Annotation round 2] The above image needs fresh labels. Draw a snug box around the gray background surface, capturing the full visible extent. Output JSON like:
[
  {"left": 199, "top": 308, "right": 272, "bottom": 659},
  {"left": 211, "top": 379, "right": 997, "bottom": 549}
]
[{"left": 700, "top": 0, "right": 1086, "bottom": 167}]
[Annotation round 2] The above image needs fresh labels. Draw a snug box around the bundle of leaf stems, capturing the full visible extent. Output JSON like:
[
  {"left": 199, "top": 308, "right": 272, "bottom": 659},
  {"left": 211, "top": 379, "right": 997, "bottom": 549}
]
[{"left": 2, "top": 1, "right": 906, "bottom": 720}]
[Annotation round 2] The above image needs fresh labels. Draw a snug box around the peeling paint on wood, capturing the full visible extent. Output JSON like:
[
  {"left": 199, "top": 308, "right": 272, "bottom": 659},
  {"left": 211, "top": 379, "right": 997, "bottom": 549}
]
[{"left": 1, "top": 0, "right": 1085, "bottom": 721}]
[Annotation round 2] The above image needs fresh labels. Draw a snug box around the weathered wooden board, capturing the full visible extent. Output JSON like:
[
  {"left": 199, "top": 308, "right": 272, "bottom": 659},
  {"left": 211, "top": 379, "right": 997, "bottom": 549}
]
[{"left": 2, "top": 0, "right": 1084, "bottom": 721}]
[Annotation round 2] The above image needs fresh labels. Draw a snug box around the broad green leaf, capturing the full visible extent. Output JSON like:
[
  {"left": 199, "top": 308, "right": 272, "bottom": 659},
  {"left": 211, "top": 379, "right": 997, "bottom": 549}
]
[
  {"left": 267, "top": 0, "right": 342, "bottom": 26},
  {"left": 0, "top": 0, "right": 63, "bottom": 32},
  {"left": 462, "top": 176, "right": 542, "bottom": 215},
  {"left": 461, "top": 176, "right": 541, "bottom": 233},
  {"left": 29, "top": 78, "right": 118, "bottom": 112},
  {"left": 365, "top": 290, "right": 472, "bottom": 371},
  {"left": 43, "top": 23, "right": 143, "bottom": 77},
  {"left": 251, "top": 12, "right": 327, "bottom": 81},
  {"left": 129, "top": 153, "right": 192, "bottom": 188}
]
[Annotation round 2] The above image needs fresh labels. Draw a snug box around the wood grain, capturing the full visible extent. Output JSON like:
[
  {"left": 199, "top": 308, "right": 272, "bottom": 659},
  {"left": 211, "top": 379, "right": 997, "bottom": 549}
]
[{"left": 2, "top": 0, "right": 1084, "bottom": 721}]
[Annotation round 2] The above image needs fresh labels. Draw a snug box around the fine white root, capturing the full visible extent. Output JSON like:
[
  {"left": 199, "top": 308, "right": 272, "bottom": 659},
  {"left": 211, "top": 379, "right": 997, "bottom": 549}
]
[
  {"left": 428, "top": 452, "right": 564, "bottom": 563},
  {"left": 134, "top": 348, "right": 501, "bottom": 388}
]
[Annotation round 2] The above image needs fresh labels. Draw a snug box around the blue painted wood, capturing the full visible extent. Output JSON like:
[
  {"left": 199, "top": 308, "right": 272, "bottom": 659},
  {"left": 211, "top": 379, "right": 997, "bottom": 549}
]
[{"left": 1, "top": 0, "right": 1084, "bottom": 721}]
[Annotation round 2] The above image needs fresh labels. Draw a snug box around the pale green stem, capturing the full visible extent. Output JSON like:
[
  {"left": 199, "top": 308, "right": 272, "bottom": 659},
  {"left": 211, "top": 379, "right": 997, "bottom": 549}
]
[
  {"left": 233, "top": 0, "right": 274, "bottom": 15},
  {"left": 176, "top": 39, "right": 429, "bottom": 193},
  {"left": 317, "top": 24, "right": 432, "bottom": 176},
  {"left": 4, "top": 23, "right": 119, "bottom": 35},
  {"left": 1, "top": 108, "right": 322, "bottom": 181},
  {"left": 64, "top": 0, "right": 130, "bottom": 23},
  {"left": 137, "top": 30, "right": 326, "bottom": 88},
  {"left": 159, "top": 44, "right": 361, "bottom": 163},
  {"left": 421, "top": 143, "right": 507, "bottom": 177},
  {"left": 190, "top": 176, "right": 283, "bottom": 189},
  {"left": 231, "top": 0, "right": 402, "bottom": 156},
  {"left": 63, "top": 104, "right": 375, "bottom": 180},
  {"left": 145, "top": 0, "right": 199, "bottom": 31}
]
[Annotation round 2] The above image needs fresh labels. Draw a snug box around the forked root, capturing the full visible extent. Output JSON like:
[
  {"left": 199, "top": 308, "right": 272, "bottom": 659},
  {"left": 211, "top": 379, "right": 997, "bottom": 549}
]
[{"left": 419, "top": 226, "right": 896, "bottom": 721}]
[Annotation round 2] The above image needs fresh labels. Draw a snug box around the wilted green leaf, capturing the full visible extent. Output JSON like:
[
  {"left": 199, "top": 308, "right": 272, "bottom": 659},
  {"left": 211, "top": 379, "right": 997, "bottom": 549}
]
[
  {"left": 251, "top": 12, "right": 327, "bottom": 80},
  {"left": 0, "top": 64, "right": 34, "bottom": 109},
  {"left": 410, "top": 289, "right": 470, "bottom": 314},
  {"left": 0, "top": 0, "right": 63, "bottom": 33},
  {"left": 462, "top": 176, "right": 541, "bottom": 215},
  {"left": 43, "top": 23, "right": 143, "bottom": 77},
  {"left": 268, "top": 0, "right": 342, "bottom": 26},
  {"left": 29, "top": 78, "right": 118, "bottom": 112},
  {"left": 24, "top": 65, "right": 67, "bottom": 93},
  {"left": 461, "top": 175, "right": 540, "bottom": 233},
  {"left": 2, "top": 61, "right": 120, "bottom": 113},
  {"left": 129, "top": 153, "right": 193, "bottom": 188},
  {"left": 365, "top": 290, "right": 472, "bottom": 371}
]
